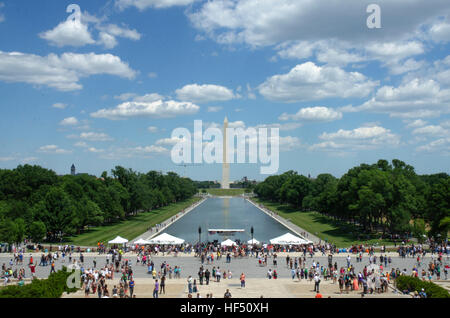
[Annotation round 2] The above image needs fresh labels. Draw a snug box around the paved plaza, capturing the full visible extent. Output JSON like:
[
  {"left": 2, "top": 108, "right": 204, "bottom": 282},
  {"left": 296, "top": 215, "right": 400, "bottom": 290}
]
[{"left": 2, "top": 252, "right": 448, "bottom": 298}]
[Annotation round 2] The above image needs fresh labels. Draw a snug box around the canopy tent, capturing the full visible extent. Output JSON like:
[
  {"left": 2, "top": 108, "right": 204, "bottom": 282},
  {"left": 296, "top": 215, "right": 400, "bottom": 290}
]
[
  {"left": 221, "top": 239, "right": 237, "bottom": 247},
  {"left": 133, "top": 238, "right": 151, "bottom": 245},
  {"left": 247, "top": 238, "right": 260, "bottom": 245},
  {"left": 108, "top": 236, "right": 129, "bottom": 244},
  {"left": 148, "top": 233, "right": 185, "bottom": 245},
  {"left": 269, "top": 233, "right": 311, "bottom": 245}
]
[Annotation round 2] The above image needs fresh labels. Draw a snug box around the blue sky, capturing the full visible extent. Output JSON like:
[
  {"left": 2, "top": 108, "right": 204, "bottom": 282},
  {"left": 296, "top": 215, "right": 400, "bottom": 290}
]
[{"left": 0, "top": 0, "right": 449, "bottom": 181}]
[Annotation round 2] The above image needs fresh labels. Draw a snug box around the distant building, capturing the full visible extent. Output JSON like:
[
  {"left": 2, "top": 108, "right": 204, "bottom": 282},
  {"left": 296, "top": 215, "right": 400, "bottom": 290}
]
[{"left": 71, "top": 164, "right": 76, "bottom": 176}]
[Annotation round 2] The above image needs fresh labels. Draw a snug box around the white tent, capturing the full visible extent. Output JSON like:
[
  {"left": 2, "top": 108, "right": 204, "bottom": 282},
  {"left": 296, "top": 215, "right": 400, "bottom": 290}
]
[
  {"left": 221, "top": 239, "right": 237, "bottom": 247},
  {"left": 108, "top": 236, "right": 129, "bottom": 244},
  {"left": 247, "top": 238, "right": 260, "bottom": 245},
  {"left": 134, "top": 238, "right": 151, "bottom": 245},
  {"left": 148, "top": 233, "right": 185, "bottom": 245},
  {"left": 270, "top": 233, "right": 310, "bottom": 245}
]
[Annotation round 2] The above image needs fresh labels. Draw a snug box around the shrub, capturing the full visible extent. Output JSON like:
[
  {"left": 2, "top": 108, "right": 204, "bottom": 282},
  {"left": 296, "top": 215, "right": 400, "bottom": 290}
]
[
  {"left": 0, "top": 267, "right": 80, "bottom": 298},
  {"left": 395, "top": 275, "right": 450, "bottom": 298}
]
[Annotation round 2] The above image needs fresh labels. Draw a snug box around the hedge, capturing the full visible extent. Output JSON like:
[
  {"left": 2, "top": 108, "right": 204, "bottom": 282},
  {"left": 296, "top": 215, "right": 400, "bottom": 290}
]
[
  {"left": 0, "top": 267, "right": 80, "bottom": 298},
  {"left": 394, "top": 275, "right": 450, "bottom": 298}
]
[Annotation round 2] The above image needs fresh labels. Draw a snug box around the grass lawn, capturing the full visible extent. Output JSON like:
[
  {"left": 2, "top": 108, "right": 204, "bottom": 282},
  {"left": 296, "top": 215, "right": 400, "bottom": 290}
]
[
  {"left": 63, "top": 197, "right": 202, "bottom": 247},
  {"left": 203, "top": 188, "right": 247, "bottom": 196},
  {"left": 253, "top": 198, "right": 395, "bottom": 248}
]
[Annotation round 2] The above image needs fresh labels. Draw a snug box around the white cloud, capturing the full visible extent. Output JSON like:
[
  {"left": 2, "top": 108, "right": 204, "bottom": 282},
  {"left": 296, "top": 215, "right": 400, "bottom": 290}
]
[
  {"left": 98, "top": 32, "right": 118, "bottom": 49},
  {"left": 412, "top": 125, "right": 449, "bottom": 137},
  {"left": 258, "top": 62, "right": 378, "bottom": 103},
  {"left": 310, "top": 125, "right": 400, "bottom": 152},
  {"left": 254, "top": 122, "right": 302, "bottom": 131},
  {"left": 176, "top": 84, "right": 236, "bottom": 103},
  {"left": 53, "top": 103, "right": 68, "bottom": 109},
  {"left": 156, "top": 136, "right": 186, "bottom": 146},
  {"left": 21, "top": 157, "right": 39, "bottom": 164},
  {"left": 148, "top": 72, "right": 158, "bottom": 78},
  {"left": 97, "top": 24, "right": 142, "bottom": 49},
  {"left": 38, "top": 145, "right": 72, "bottom": 154},
  {"left": 87, "top": 147, "right": 105, "bottom": 153},
  {"left": 74, "top": 141, "right": 89, "bottom": 148},
  {"left": 148, "top": 126, "right": 159, "bottom": 133},
  {"left": 188, "top": 0, "right": 450, "bottom": 47},
  {"left": 0, "top": 51, "right": 136, "bottom": 91},
  {"left": 91, "top": 99, "right": 200, "bottom": 120},
  {"left": 99, "top": 145, "right": 169, "bottom": 159},
  {"left": 39, "top": 17, "right": 95, "bottom": 47},
  {"left": 79, "top": 132, "right": 114, "bottom": 141},
  {"left": 279, "top": 106, "right": 342, "bottom": 122},
  {"left": 59, "top": 117, "right": 79, "bottom": 126},
  {"left": 40, "top": 9, "right": 142, "bottom": 49},
  {"left": 207, "top": 106, "right": 223, "bottom": 112},
  {"left": 0, "top": 156, "right": 14, "bottom": 162},
  {"left": 365, "top": 41, "right": 425, "bottom": 61},
  {"left": 343, "top": 78, "right": 450, "bottom": 118},
  {"left": 429, "top": 21, "right": 450, "bottom": 43},
  {"left": 404, "top": 119, "right": 428, "bottom": 128},
  {"left": 116, "top": 0, "right": 195, "bottom": 11},
  {"left": 100, "top": 24, "right": 141, "bottom": 41},
  {"left": 416, "top": 137, "right": 450, "bottom": 154}
]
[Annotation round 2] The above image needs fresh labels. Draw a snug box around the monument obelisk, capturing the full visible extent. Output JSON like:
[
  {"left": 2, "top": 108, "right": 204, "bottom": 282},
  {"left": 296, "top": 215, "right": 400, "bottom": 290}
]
[{"left": 222, "top": 117, "right": 230, "bottom": 189}]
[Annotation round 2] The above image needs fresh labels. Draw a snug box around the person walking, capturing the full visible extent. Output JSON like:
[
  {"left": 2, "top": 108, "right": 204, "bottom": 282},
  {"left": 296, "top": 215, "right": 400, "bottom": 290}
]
[
  {"left": 187, "top": 276, "right": 193, "bottom": 294},
  {"left": 314, "top": 273, "right": 321, "bottom": 292},
  {"left": 240, "top": 273, "right": 246, "bottom": 288},
  {"left": 160, "top": 275, "right": 166, "bottom": 294},
  {"left": 129, "top": 278, "right": 135, "bottom": 297},
  {"left": 153, "top": 279, "right": 159, "bottom": 298}
]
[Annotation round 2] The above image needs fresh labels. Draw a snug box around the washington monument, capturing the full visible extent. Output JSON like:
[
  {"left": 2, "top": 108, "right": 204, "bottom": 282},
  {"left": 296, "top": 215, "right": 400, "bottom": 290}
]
[{"left": 222, "top": 117, "right": 230, "bottom": 189}]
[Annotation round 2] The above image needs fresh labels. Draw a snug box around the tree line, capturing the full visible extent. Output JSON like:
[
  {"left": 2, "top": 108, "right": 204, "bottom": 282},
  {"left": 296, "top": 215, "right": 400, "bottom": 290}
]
[
  {"left": 254, "top": 159, "right": 449, "bottom": 241},
  {"left": 0, "top": 165, "right": 197, "bottom": 244}
]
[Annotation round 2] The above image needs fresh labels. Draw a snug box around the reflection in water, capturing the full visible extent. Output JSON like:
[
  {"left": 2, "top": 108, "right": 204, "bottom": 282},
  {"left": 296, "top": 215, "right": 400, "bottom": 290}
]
[{"left": 163, "top": 197, "right": 295, "bottom": 244}]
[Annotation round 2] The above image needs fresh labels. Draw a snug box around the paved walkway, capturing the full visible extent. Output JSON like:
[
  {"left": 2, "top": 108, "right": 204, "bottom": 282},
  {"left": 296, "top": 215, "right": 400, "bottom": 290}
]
[
  {"left": 62, "top": 278, "right": 410, "bottom": 298},
  {"left": 131, "top": 198, "right": 207, "bottom": 243},
  {"left": 246, "top": 198, "right": 321, "bottom": 244}
]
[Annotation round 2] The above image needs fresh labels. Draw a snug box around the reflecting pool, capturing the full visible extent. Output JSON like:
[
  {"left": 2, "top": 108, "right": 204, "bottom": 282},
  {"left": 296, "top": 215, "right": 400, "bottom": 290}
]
[{"left": 163, "top": 197, "right": 295, "bottom": 243}]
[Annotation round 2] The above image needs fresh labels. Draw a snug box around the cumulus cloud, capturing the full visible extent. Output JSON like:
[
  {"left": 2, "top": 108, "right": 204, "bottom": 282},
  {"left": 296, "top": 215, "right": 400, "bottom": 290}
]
[
  {"left": 39, "top": 8, "right": 142, "bottom": 49},
  {"left": 175, "top": 84, "right": 236, "bottom": 103},
  {"left": 0, "top": 51, "right": 136, "bottom": 91},
  {"left": 207, "top": 106, "right": 223, "bottom": 112},
  {"left": 116, "top": 0, "right": 195, "bottom": 11},
  {"left": 99, "top": 145, "right": 169, "bottom": 159},
  {"left": 59, "top": 117, "right": 79, "bottom": 126},
  {"left": 416, "top": 137, "right": 450, "bottom": 154},
  {"left": 258, "top": 62, "right": 378, "bottom": 103},
  {"left": 38, "top": 145, "right": 72, "bottom": 154},
  {"left": 279, "top": 107, "right": 343, "bottom": 122},
  {"left": 342, "top": 78, "right": 450, "bottom": 118},
  {"left": 53, "top": 103, "right": 68, "bottom": 109},
  {"left": 79, "top": 132, "right": 114, "bottom": 141},
  {"left": 412, "top": 125, "right": 449, "bottom": 137},
  {"left": 404, "top": 119, "right": 428, "bottom": 129},
  {"left": 188, "top": 0, "right": 450, "bottom": 47},
  {"left": 310, "top": 125, "right": 400, "bottom": 152},
  {"left": 91, "top": 98, "right": 200, "bottom": 120},
  {"left": 429, "top": 20, "right": 450, "bottom": 43}
]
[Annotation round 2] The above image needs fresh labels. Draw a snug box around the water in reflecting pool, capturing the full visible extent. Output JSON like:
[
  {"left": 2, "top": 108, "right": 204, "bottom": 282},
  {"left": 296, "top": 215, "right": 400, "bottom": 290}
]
[{"left": 163, "top": 197, "right": 295, "bottom": 243}]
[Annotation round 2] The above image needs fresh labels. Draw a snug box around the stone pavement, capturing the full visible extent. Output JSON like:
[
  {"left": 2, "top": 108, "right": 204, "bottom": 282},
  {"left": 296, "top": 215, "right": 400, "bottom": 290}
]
[
  {"left": 62, "top": 278, "right": 410, "bottom": 298},
  {"left": 3, "top": 253, "right": 448, "bottom": 281}
]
